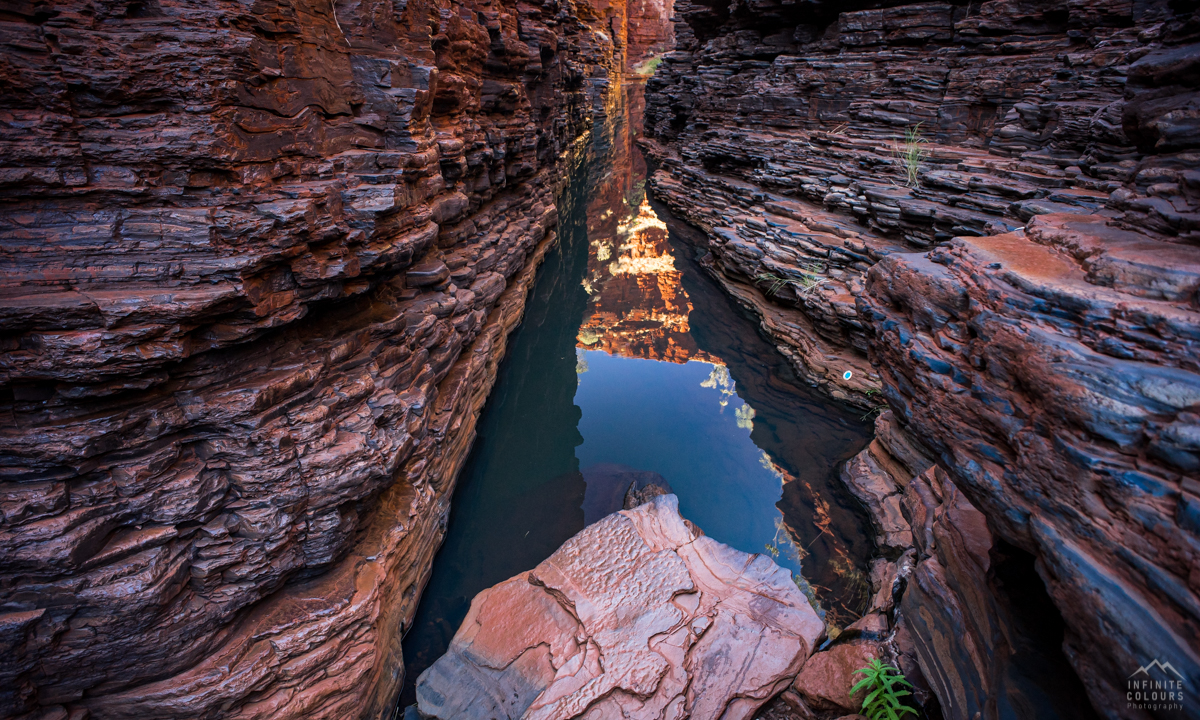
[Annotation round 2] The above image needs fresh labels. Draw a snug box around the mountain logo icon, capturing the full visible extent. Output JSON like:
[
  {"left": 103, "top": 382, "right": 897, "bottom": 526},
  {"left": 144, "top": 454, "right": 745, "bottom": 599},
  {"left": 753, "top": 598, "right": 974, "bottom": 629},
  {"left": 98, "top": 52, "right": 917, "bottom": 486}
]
[{"left": 1129, "top": 659, "right": 1185, "bottom": 680}]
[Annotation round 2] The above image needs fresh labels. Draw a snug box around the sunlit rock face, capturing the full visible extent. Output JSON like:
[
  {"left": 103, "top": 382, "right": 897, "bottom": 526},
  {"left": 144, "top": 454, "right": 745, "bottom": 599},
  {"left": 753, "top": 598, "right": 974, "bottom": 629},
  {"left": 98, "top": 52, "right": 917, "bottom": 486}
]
[
  {"left": 578, "top": 192, "right": 711, "bottom": 363},
  {"left": 626, "top": 0, "right": 675, "bottom": 71},
  {"left": 643, "top": 0, "right": 1200, "bottom": 717},
  {"left": 585, "top": 0, "right": 673, "bottom": 73},
  {"left": 578, "top": 167, "right": 713, "bottom": 363},
  {"left": 0, "top": 0, "right": 629, "bottom": 717}
]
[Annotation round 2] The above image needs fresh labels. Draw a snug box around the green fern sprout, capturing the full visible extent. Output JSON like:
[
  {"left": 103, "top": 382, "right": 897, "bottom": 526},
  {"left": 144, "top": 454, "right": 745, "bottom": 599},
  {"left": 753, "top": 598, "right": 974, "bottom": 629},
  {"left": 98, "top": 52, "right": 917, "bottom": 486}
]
[
  {"left": 851, "top": 659, "right": 918, "bottom": 720},
  {"left": 895, "top": 123, "right": 928, "bottom": 188}
]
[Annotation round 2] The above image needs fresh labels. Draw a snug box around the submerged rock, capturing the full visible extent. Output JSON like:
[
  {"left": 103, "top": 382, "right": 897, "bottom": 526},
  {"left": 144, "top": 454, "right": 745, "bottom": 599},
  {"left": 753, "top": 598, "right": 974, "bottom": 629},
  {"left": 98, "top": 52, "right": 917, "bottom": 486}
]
[
  {"left": 580, "top": 462, "right": 674, "bottom": 524},
  {"left": 624, "top": 477, "right": 672, "bottom": 510},
  {"left": 414, "top": 494, "right": 824, "bottom": 720}
]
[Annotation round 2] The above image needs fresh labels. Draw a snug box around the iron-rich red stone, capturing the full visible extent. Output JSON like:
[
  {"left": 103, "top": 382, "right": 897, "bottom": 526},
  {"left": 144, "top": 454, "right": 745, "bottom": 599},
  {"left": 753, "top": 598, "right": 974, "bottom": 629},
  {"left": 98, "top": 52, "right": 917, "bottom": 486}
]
[
  {"left": 0, "top": 0, "right": 671, "bottom": 717},
  {"left": 643, "top": 1, "right": 1200, "bottom": 717},
  {"left": 415, "top": 495, "right": 824, "bottom": 720}
]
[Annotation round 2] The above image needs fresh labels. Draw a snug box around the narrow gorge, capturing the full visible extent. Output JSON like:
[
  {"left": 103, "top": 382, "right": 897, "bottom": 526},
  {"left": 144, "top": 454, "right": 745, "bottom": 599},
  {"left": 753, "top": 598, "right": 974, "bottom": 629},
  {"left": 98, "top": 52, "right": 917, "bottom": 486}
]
[{"left": 0, "top": 1, "right": 1196, "bottom": 720}]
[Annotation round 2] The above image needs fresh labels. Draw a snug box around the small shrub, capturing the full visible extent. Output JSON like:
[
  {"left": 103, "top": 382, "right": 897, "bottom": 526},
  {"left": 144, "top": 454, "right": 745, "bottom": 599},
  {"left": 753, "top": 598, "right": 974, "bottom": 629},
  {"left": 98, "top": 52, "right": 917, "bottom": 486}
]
[
  {"left": 860, "top": 404, "right": 887, "bottom": 422},
  {"left": 851, "top": 659, "right": 918, "bottom": 720},
  {"left": 754, "top": 263, "right": 825, "bottom": 297},
  {"left": 634, "top": 56, "right": 664, "bottom": 76},
  {"left": 895, "top": 123, "right": 928, "bottom": 188}
]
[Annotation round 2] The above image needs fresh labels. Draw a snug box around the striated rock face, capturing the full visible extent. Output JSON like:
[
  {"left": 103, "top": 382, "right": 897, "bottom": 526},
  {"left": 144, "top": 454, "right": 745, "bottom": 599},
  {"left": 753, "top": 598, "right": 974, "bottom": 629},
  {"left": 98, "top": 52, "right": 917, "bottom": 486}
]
[
  {"left": 792, "top": 412, "right": 1100, "bottom": 720},
  {"left": 0, "top": 0, "right": 655, "bottom": 716},
  {"left": 643, "top": 0, "right": 1200, "bottom": 405},
  {"left": 642, "top": 0, "right": 1200, "bottom": 717},
  {"left": 415, "top": 494, "right": 825, "bottom": 720},
  {"left": 860, "top": 218, "right": 1200, "bottom": 717},
  {"left": 625, "top": 0, "right": 674, "bottom": 71}
]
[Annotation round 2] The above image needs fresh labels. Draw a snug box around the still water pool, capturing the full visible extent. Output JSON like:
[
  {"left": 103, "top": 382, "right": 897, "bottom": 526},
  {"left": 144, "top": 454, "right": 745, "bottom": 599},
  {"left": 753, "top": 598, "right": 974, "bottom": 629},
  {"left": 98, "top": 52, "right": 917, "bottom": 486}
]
[{"left": 398, "top": 81, "right": 873, "bottom": 704}]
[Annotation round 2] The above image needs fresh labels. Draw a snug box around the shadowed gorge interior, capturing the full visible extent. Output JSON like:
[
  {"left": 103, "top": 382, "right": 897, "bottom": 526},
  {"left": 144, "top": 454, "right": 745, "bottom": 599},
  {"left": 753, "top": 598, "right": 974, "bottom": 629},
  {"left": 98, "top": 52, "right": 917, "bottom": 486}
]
[
  {"left": 1, "top": 0, "right": 1197, "bottom": 718},
  {"left": 399, "top": 83, "right": 874, "bottom": 703}
]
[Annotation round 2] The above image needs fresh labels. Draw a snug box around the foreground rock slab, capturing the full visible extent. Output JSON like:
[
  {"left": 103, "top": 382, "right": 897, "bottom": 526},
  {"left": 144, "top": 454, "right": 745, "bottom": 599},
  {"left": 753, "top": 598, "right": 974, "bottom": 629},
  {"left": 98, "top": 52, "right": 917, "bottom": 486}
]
[{"left": 415, "top": 494, "right": 824, "bottom": 720}]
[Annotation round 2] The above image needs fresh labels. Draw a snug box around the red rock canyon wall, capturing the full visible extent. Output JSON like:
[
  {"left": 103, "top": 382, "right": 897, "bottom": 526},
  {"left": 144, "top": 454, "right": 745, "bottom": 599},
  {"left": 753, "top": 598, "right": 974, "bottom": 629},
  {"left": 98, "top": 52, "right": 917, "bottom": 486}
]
[
  {"left": 643, "top": 1, "right": 1199, "bottom": 718},
  {"left": 0, "top": 0, "right": 661, "bottom": 717}
]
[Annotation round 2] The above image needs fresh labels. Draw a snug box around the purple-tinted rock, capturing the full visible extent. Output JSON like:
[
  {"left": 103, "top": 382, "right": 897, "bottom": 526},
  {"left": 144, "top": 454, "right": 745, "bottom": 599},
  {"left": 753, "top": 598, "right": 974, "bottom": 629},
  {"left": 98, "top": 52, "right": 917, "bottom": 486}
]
[{"left": 0, "top": 0, "right": 673, "bottom": 716}]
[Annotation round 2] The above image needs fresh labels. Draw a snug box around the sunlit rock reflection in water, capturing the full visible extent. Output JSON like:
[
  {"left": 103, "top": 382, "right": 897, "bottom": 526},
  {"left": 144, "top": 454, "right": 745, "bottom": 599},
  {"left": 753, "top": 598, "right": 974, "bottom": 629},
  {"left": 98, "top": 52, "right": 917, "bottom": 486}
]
[
  {"left": 398, "top": 81, "right": 873, "bottom": 706},
  {"left": 574, "top": 191, "right": 811, "bottom": 574}
]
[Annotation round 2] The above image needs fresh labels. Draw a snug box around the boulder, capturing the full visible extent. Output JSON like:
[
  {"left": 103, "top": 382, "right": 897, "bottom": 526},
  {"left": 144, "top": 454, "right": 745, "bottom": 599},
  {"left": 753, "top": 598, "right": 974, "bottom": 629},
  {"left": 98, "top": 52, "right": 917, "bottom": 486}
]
[
  {"left": 791, "top": 640, "right": 884, "bottom": 714},
  {"left": 415, "top": 494, "right": 824, "bottom": 720}
]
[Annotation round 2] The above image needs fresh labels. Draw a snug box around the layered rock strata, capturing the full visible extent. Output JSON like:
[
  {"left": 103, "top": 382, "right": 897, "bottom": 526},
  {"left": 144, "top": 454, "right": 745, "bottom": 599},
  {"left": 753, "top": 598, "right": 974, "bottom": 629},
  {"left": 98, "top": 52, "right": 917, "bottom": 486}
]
[
  {"left": 860, "top": 218, "right": 1200, "bottom": 718},
  {"left": 643, "top": 0, "right": 1200, "bottom": 405},
  {"left": 642, "top": 0, "right": 1200, "bottom": 717},
  {"left": 414, "top": 494, "right": 825, "bottom": 720},
  {"left": 0, "top": 0, "right": 652, "bottom": 716},
  {"left": 817, "top": 411, "right": 1099, "bottom": 720}
]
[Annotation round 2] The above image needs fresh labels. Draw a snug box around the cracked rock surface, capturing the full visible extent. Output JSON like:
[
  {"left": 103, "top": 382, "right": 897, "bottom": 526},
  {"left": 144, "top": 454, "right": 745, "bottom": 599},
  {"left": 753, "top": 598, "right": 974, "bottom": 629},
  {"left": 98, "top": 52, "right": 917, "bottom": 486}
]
[
  {"left": 415, "top": 494, "right": 824, "bottom": 720},
  {"left": 860, "top": 216, "right": 1200, "bottom": 716}
]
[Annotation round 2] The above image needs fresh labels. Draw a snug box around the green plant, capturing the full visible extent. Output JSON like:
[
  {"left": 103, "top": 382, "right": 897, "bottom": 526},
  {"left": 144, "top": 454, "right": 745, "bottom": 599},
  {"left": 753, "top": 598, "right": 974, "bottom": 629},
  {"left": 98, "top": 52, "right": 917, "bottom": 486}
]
[
  {"left": 851, "top": 659, "right": 918, "bottom": 720},
  {"left": 634, "top": 56, "right": 664, "bottom": 76},
  {"left": 792, "top": 573, "right": 828, "bottom": 624},
  {"left": 860, "top": 404, "right": 887, "bottom": 422},
  {"left": 894, "top": 123, "right": 928, "bottom": 188},
  {"left": 755, "top": 263, "right": 826, "bottom": 298}
]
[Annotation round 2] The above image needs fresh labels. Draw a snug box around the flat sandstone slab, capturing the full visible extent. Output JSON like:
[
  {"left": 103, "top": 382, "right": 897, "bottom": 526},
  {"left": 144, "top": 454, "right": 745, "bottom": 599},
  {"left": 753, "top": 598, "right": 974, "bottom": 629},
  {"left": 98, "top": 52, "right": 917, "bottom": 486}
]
[{"left": 414, "top": 494, "right": 824, "bottom": 720}]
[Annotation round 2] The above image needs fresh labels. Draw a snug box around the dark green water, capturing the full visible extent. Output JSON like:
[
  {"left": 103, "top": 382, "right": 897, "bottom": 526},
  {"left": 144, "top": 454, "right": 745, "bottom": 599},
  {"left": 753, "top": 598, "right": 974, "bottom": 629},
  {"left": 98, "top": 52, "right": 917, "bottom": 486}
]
[{"left": 398, "top": 83, "right": 873, "bottom": 705}]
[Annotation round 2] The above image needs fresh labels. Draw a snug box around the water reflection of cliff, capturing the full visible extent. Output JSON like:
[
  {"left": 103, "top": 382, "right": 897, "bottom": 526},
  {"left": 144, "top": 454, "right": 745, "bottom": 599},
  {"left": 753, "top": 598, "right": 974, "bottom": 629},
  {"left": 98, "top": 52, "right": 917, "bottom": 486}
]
[
  {"left": 570, "top": 79, "right": 875, "bottom": 629},
  {"left": 576, "top": 81, "right": 718, "bottom": 365}
]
